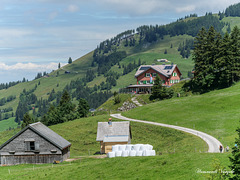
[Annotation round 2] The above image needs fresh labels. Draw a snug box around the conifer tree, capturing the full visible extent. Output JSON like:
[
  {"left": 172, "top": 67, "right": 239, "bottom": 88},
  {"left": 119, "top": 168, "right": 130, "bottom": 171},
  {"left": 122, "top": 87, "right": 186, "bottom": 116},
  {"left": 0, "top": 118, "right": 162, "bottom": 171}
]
[
  {"left": 21, "top": 113, "right": 33, "bottom": 129},
  {"left": 230, "top": 26, "right": 240, "bottom": 82},
  {"left": 215, "top": 32, "right": 232, "bottom": 88},
  {"left": 229, "top": 126, "right": 240, "bottom": 179},
  {"left": 77, "top": 98, "right": 90, "bottom": 118},
  {"left": 68, "top": 57, "right": 73, "bottom": 64}
]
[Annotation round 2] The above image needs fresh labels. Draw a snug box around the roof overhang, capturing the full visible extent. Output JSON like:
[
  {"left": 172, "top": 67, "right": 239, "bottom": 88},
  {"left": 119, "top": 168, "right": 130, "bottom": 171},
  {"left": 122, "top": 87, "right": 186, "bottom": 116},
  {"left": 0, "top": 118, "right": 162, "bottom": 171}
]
[{"left": 127, "top": 84, "right": 153, "bottom": 88}]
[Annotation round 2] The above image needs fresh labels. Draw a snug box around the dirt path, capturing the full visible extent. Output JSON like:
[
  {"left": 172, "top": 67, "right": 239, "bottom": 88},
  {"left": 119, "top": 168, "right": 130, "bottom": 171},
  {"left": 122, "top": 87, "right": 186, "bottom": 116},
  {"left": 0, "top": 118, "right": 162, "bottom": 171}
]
[{"left": 66, "top": 155, "right": 107, "bottom": 162}]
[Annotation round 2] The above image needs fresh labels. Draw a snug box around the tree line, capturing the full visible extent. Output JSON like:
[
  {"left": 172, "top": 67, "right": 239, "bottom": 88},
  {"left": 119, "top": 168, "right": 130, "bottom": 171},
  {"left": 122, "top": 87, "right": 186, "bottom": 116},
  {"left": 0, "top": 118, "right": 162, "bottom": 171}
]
[
  {"left": 185, "top": 26, "right": 240, "bottom": 93},
  {"left": 93, "top": 13, "right": 224, "bottom": 60},
  {"left": 0, "top": 95, "right": 16, "bottom": 106},
  {"left": 178, "top": 39, "right": 194, "bottom": 58},
  {"left": 225, "top": 3, "right": 240, "bottom": 17}
]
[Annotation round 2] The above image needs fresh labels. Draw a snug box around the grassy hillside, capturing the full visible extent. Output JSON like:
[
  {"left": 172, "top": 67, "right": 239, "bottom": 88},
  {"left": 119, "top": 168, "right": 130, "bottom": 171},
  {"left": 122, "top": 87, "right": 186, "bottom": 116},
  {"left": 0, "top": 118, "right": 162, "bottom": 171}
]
[
  {"left": 0, "top": 114, "right": 206, "bottom": 157},
  {"left": 1, "top": 15, "right": 240, "bottom": 132},
  {"left": 0, "top": 34, "right": 194, "bottom": 131},
  {"left": 122, "top": 81, "right": 240, "bottom": 148},
  {"left": 0, "top": 114, "right": 230, "bottom": 180},
  {"left": 0, "top": 153, "right": 230, "bottom": 180}
]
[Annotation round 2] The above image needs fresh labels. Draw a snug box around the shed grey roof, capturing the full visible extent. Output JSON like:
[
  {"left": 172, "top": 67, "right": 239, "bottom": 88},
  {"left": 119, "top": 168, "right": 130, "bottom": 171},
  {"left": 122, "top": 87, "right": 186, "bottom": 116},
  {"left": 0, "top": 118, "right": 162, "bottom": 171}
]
[
  {"left": 103, "top": 135, "right": 129, "bottom": 142},
  {"left": 135, "top": 64, "right": 180, "bottom": 78},
  {"left": 96, "top": 121, "right": 131, "bottom": 142},
  {"left": 0, "top": 122, "right": 71, "bottom": 150}
]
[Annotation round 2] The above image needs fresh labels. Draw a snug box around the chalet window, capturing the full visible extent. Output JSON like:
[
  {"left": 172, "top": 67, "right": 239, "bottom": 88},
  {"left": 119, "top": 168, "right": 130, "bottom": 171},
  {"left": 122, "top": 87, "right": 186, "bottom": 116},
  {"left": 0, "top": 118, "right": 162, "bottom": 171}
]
[
  {"left": 153, "top": 73, "right": 156, "bottom": 77},
  {"left": 172, "top": 73, "right": 177, "bottom": 77},
  {"left": 139, "top": 81, "right": 143, "bottom": 84},
  {"left": 146, "top": 80, "right": 150, "bottom": 84},
  {"left": 146, "top": 73, "right": 150, "bottom": 77}
]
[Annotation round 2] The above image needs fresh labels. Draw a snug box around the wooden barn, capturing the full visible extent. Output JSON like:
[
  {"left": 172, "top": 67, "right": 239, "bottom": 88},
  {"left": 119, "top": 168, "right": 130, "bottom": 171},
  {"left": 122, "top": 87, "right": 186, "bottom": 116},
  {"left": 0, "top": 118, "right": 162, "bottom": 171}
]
[
  {"left": 96, "top": 120, "right": 132, "bottom": 154},
  {"left": 0, "top": 122, "right": 71, "bottom": 166}
]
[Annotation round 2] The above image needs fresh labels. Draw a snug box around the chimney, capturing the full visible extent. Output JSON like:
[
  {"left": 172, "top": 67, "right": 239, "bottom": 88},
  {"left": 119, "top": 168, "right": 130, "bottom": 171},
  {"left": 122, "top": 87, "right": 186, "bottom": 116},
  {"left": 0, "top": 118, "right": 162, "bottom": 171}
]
[{"left": 108, "top": 118, "right": 112, "bottom": 126}]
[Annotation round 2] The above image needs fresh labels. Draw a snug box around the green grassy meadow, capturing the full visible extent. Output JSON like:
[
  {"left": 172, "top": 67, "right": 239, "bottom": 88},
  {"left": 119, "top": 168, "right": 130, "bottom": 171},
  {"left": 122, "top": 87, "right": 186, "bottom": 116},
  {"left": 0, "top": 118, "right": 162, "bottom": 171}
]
[
  {"left": 0, "top": 153, "right": 230, "bottom": 180},
  {"left": 0, "top": 118, "right": 19, "bottom": 132},
  {"left": 122, "top": 82, "right": 240, "bottom": 148},
  {"left": 0, "top": 114, "right": 231, "bottom": 179}
]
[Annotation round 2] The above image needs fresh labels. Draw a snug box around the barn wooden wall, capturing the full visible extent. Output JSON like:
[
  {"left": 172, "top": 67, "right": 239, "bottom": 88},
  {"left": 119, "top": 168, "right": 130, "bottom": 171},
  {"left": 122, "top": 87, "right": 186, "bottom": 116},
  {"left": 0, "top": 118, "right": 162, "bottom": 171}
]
[{"left": 1, "top": 154, "right": 62, "bottom": 165}]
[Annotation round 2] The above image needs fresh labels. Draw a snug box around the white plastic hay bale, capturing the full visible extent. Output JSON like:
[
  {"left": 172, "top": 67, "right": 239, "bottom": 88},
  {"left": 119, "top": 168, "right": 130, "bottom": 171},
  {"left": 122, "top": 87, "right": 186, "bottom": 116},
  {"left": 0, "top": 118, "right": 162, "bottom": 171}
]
[
  {"left": 112, "top": 145, "right": 119, "bottom": 152},
  {"left": 150, "top": 150, "right": 156, "bottom": 156},
  {"left": 142, "top": 150, "right": 146, "bottom": 156},
  {"left": 107, "top": 152, "right": 115, "bottom": 158},
  {"left": 129, "top": 150, "right": 137, "bottom": 157},
  {"left": 148, "top": 145, "right": 153, "bottom": 150},
  {"left": 136, "top": 151, "right": 143, "bottom": 156},
  {"left": 140, "top": 145, "right": 148, "bottom": 151},
  {"left": 115, "top": 151, "right": 122, "bottom": 157},
  {"left": 133, "top": 144, "right": 142, "bottom": 151},
  {"left": 118, "top": 145, "right": 126, "bottom": 151},
  {"left": 143, "top": 150, "right": 153, "bottom": 156},
  {"left": 122, "top": 151, "right": 129, "bottom": 157},
  {"left": 125, "top": 145, "right": 132, "bottom": 151}
]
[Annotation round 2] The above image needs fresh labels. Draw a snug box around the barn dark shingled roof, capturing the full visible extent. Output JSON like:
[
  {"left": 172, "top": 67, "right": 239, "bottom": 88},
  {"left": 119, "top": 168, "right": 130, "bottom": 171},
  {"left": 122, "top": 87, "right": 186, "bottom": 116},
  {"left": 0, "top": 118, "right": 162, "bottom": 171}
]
[
  {"left": 0, "top": 122, "right": 71, "bottom": 150},
  {"left": 29, "top": 122, "right": 71, "bottom": 150}
]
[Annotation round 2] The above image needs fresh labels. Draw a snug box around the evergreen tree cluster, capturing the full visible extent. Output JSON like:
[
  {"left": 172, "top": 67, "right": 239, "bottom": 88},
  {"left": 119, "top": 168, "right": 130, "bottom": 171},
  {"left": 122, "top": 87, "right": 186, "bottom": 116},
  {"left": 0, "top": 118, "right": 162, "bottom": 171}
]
[
  {"left": 124, "top": 37, "right": 136, "bottom": 47},
  {"left": 229, "top": 125, "right": 240, "bottom": 179},
  {"left": 84, "top": 69, "right": 96, "bottom": 82},
  {"left": 225, "top": 3, "right": 240, "bottom": 17},
  {"left": 93, "top": 13, "right": 224, "bottom": 66},
  {"left": 0, "top": 81, "right": 22, "bottom": 90},
  {"left": 0, "top": 95, "right": 16, "bottom": 106},
  {"left": 41, "top": 91, "right": 89, "bottom": 126},
  {"left": 15, "top": 87, "right": 38, "bottom": 124},
  {"left": 62, "top": 78, "right": 112, "bottom": 109},
  {"left": 35, "top": 72, "right": 48, "bottom": 80},
  {"left": 0, "top": 111, "right": 14, "bottom": 121},
  {"left": 178, "top": 39, "right": 194, "bottom": 58},
  {"left": 123, "top": 61, "right": 139, "bottom": 75},
  {"left": 0, "top": 106, "right": 14, "bottom": 121},
  {"left": 150, "top": 75, "right": 174, "bottom": 100},
  {"left": 93, "top": 51, "right": 127, "bottom": 75},
  {"left": 188, "top": 26, "right": 240, "bottom": 93},
  {"left": 95, "top": 29, "right": 135, "bottom": 55}
]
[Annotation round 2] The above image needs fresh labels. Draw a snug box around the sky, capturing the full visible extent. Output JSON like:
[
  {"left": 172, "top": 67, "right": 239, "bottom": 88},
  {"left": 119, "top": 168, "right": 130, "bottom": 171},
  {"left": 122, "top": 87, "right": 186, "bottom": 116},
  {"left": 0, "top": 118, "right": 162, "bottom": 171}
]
[{"left": 0, "top": 0, "right": 239, "bottom": 83}]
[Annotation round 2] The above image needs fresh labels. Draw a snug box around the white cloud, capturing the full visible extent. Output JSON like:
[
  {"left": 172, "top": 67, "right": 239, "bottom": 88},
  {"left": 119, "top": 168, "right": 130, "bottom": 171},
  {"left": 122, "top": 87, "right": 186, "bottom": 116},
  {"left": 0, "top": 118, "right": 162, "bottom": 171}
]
[
  {"left": 94, "top": 0, "right": 240, "bottom": 15},
  {"left": 176, "top": 5, "right": 196, "bottom": 13},
  {"left": 66, "top": 4, "right": 79, "bottom": 13},
  {"left": 0, "top": 62, "right": 61, "bottom": 71}
]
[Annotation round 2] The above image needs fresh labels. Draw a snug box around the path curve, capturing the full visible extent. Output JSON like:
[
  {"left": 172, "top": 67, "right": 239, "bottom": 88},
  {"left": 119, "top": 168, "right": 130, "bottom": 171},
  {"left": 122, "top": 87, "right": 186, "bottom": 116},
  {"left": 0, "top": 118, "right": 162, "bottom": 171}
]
[{"left": 110, "top": 113, "right": 223, "bottom": 153}]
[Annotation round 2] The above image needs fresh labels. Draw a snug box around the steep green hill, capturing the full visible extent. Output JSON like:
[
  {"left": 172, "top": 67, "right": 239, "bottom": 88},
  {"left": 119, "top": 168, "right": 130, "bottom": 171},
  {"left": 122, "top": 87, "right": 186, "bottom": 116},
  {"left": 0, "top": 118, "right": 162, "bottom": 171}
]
[{"left": 1, "top": 13, "right": 240, "bottom": 131}]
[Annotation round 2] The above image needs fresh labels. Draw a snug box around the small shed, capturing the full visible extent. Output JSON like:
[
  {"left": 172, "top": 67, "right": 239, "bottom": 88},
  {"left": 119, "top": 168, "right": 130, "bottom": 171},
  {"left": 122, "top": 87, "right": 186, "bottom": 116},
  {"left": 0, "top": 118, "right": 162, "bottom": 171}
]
[
  {"left": 0, "top": 122, "right": 71, "bottom": 166},
  {"left": 96, "top": 121, "right": 132, "bottom": 154}
]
